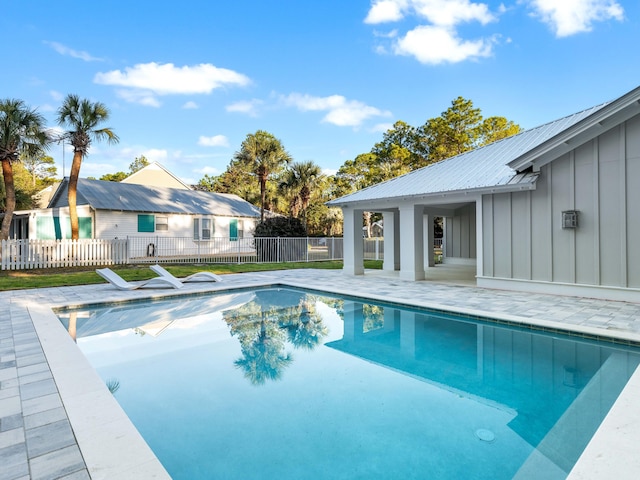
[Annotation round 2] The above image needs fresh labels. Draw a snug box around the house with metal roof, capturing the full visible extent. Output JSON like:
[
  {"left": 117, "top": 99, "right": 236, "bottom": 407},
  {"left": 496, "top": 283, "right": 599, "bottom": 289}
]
[
  {"left": 328, "top": 85, "right": 640, "bottom": 302},
  {"left": 12, "top": 177, "right": 261, "bottom": 251}
]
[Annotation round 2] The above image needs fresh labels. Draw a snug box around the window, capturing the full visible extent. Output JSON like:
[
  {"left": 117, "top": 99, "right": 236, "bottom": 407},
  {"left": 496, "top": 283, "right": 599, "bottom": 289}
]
[
  {"left": 156, "top": 216, "right": 168, "bottom": 231},
  {"left": 229, "top": 219, "right": 238, "bottom": 241},
  {"left": 36, "top": 217, "right": 56, "bottom": 240},
  {"left": 138, "top": 214, "right": 155, "bottom": 232},
  {"left": 193, "top": 217, "right": 214, "bottom": 240},
  {"left": 36, "top": 216, "right": 92, "bottom": 239},
  {"left": 202, "top": 218, "right": 212, "bottom": 240}
]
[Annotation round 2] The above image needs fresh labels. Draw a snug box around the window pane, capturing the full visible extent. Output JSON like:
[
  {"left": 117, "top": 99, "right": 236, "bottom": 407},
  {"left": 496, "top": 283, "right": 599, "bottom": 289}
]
[
  {"left": 156, "top": 216, "right": 168, "bottom": 231},
  {"left": 202, "top": 219, "right": 211, "bottom": 240},
  {"left": 193, "top": 218, "right": 200, "bottom": 240}
]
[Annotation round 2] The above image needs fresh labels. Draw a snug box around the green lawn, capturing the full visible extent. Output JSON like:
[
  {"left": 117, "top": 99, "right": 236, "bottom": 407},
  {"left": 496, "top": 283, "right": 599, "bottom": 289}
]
[{"left": 0, "top": 260, "right": 383, "bottom": 291}]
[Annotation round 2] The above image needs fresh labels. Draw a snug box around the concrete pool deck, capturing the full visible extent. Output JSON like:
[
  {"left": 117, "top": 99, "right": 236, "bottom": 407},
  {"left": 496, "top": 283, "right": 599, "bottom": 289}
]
[{"left": 1, "top": 268, "right": 640, "bottom": 479}]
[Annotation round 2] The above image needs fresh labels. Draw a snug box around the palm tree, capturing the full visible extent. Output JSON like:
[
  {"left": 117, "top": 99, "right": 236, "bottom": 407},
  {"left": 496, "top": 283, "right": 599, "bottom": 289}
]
[
  {"left": 0, "top": 99, "right": 50, "bottom": 240},
  {"left": 279, "top": 161, "right": 322, "bottom": 226},
  {"left": 234, "top": 130, "right": 291, "bottom": 222},
  {"left": 56, "top": 94, "right": 118, "bottom": 239},
  {"left": 224, "top": 302, "right": 293, "bottom": 385}
]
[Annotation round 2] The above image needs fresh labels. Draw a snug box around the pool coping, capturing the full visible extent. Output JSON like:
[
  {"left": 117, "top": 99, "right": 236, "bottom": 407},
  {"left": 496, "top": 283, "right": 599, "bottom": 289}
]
[{"left": 17, "top": 271, "right": 640, "bottom": 479}]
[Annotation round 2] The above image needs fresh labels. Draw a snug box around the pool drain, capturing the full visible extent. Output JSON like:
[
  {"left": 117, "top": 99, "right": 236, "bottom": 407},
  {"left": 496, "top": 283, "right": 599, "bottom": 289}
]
[{"left": 475, "top": 429, "right": 496, "bottom": 443}]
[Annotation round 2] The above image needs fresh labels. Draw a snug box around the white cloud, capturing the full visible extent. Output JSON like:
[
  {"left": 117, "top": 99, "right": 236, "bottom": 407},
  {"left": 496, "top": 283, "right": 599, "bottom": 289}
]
[
  {"left": 198, "top": 135, "right": 230, "bottom": 147},
  {"left": 94, "top": 62, "right": 251, "bottom": 106},
  {"left": 395, "top": 25, "right": 496, "bottom": 64},
  {"left": 371, "top": 122, "right": 394, "bottom": 133},
  {"left": 115, "top": 89, "right": 161, "bottom": 107},
  {"left": 226, "top": 99, "right": 263, "bottom": 117},
  {"left": 194, "top": 166, "right": 221, "bottom": 175},
  {"left": 365, "top": 0, "right": 408, "bottom": 23},
  {"left": 526, "top": 0, "right": 624, "bottom": 37},
  {"left": 45, "top": 41, "right": 103, "bottom": 61},
  {"left": 374, "top": 29, "right": 399, "bottom": 38},
  {"left": 281, "top": 93, "right": 392, "bottom": 127},
  {"left": 99, "top": 146, "right": 167, "bottom": 164},
  {"left": 39, "top": 104, "right": 56, "bottom": 113},
  {"left": 49, "top": 90, "right": 64, "bottom": 102},
  {"left": 364, "top": 0, "right": 500, "bottom": 64},
  {"left": 77, "top": 162, "right": 119, "bottom": 177},
  {"left": 413, "top": 0, "right": 496, "bottom": 27},
  {"left": 365, "top": 0, "right": 496, "bottom": 26},
  {"left": 182, "top": 101, "right": 199, "bottom": 109}
]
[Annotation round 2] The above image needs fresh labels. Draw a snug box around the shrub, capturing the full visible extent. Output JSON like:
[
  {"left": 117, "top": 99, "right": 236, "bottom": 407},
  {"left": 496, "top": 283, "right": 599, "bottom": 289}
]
[
  {"left": 253, "top": 217, "right": 307, "bottom": 262},
  {"left": 254, "top": 216, "right": 307, "bottom": 237}
]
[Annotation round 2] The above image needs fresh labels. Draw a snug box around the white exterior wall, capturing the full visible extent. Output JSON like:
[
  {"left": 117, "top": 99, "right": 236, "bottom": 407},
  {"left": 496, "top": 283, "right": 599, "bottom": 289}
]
[
  {"left": 480, "top": 115, "right": 640, "bottom": 300},
  {"left": 27, "top": 205, "right": 93, "bottom": 239},
  {"left": 95, "top": 211, "right": 191, "bottom": 239},
  {"left": 94, "top": 211, "right": 256, "bottom": 240}
]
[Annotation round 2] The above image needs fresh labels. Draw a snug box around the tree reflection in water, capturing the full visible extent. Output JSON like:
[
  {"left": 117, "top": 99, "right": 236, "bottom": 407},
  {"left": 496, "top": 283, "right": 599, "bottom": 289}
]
[{"left": 223, "top": 292, "right": 329, "bottom": 385}]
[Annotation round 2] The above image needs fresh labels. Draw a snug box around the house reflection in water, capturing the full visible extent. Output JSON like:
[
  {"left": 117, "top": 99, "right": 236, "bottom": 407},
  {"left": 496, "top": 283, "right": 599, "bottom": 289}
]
[{"left": 328, "top": 301, "right": 640, "bottom": 474}]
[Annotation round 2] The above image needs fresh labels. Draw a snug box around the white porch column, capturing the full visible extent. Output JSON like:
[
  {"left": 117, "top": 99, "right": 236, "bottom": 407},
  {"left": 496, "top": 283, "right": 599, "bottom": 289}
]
[
  {"left": 400, "top": 311, "right": 417, "bottom": 357},
  {"left": 475, "top": 198, "right": 484, "bottom": 279},
  {"left": 423, "top": 214, "right": 435, "bottom": 269},
  {"left": 399, "top": 205, "right": 425, "bottom": 281},
  {"left": 383, "top": 307, "right": 398, "bottom": 334},
  {"left": 342, "top": 207, "right": 364, "bottom": 275},
  {"left": 382, "top": 211, "right": 399, "bottom": 272},
  {"left": 342, "top": 301, "right": 362, "bottom": 342}
]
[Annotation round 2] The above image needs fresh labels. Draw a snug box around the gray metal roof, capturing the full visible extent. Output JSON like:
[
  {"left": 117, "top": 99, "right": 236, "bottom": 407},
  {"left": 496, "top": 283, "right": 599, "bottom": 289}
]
[
  {"left": 328, "top": 102, "right": 609, "bottom": 206},
  {"left": 49, "top": 178, "right": 262, "bottom": 218}
]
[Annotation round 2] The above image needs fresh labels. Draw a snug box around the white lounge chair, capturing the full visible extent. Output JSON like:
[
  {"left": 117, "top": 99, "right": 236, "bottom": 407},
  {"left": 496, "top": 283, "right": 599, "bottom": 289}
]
[
  {"left": 150, "top": 264, "right": 223, "bottom": 283},
  {"left": 96, "top": 268, "right": 184, "bottom": 291}
]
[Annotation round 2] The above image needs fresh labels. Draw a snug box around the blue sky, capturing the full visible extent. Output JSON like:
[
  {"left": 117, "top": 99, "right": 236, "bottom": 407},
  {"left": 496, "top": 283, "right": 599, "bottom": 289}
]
[{"left": 2, "top": 0, "right": 639, "bottom": 184}]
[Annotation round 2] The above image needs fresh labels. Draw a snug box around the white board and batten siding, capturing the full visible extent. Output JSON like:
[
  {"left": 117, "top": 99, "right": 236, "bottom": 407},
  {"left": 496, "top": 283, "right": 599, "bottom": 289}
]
[
  {"left": 480, "top": 115, "right": 640, "bottom": 301},
  {"left": 443, "top": 204, "right": 476, "bottom": 264}
]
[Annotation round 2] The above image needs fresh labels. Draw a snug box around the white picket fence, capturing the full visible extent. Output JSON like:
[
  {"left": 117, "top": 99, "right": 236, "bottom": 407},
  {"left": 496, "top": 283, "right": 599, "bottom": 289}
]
[
  {"left": 1, "top": 239, "right": 129, "bottom": 270},
  {"left": 0, "top": 237, "right": 345, "bottom": 270}
]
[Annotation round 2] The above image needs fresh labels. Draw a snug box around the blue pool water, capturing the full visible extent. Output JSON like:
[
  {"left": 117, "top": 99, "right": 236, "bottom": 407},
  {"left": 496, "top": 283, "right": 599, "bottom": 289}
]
[{"left": 57, "top": 287, "right": 640, "bottom": 479}]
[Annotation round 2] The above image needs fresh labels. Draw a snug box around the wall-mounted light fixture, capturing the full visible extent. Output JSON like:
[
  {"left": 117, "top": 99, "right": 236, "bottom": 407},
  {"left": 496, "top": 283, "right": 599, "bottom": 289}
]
[{"left": 562, "top": 210, "right": 579, "bottom": 229}]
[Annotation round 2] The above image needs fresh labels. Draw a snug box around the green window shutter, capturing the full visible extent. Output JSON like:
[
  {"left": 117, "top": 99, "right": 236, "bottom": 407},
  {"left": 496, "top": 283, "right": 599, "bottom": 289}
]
[
  {"left": 79, "top": 217, "right": 93, "bottom": 238},
  {"left": 53, "top": 217, "right": 64, "bottom": 239},
  {"left": 229, "top": 218, "right": 238, "bottom": 241},
  {"left": 36, "top": 217, "right": 55, "bottom": 239},
  {"left": 138, "top": 214, "right": 155, "bottom": 232}
]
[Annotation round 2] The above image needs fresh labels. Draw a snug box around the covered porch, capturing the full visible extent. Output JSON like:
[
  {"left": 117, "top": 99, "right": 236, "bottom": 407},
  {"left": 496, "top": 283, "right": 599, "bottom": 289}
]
[{"left": 341, "top": 194, "right": 480, "bottom": 284}]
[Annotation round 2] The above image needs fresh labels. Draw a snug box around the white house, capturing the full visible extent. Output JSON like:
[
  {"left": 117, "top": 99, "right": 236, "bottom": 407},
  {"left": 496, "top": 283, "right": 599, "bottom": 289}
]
[
  {"left": 328, "top": 85, "right": 640, "bottom": 302},
  {"left": 11, "top": 177, "right": 261, "bottom": 254}
]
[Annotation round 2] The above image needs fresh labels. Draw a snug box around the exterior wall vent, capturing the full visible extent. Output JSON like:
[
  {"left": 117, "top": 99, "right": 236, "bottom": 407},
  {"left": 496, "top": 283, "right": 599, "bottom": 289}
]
[{"left": 562, "top": 210, "right": 579, "bottom": 229}]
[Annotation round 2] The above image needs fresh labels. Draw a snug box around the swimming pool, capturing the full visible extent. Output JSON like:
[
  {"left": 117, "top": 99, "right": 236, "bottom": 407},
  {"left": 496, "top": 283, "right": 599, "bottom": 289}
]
[{"left": 56, "top": 286, "right": 640, "bottom": 479}]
